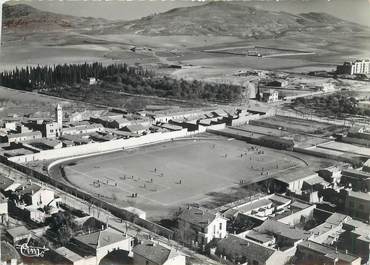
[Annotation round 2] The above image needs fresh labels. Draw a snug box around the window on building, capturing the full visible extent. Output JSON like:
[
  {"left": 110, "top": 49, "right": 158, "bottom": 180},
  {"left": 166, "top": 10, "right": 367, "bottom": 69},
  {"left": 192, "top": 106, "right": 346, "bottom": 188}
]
[{"left": 219, "top": 223, "right": 222, "bottom": 230}]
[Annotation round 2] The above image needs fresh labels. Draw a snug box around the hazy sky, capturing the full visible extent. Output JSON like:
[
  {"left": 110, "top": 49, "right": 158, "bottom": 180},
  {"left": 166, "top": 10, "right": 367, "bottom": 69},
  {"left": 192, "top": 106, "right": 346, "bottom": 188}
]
[{"left": 6, "top": 0, "right": 370, "bottom": 27}]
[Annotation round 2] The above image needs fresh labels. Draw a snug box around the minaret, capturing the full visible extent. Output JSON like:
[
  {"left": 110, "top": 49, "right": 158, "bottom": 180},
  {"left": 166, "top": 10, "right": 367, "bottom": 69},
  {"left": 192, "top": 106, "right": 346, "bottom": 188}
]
[{"left": 56, "top": 104, "right": 63, "bottom": 128}]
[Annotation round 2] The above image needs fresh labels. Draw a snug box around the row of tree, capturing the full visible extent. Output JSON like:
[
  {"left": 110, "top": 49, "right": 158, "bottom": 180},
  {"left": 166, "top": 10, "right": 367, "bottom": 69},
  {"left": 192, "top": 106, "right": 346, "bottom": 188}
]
[
  {"left": 0, "top": 62, "right": 152, "bottom": 90},
  {"left": 0, "top": 62, "right": 243, "bottom": 102},
  {"left": 293, "top": 93, "right": 366, "bottom": 116}
]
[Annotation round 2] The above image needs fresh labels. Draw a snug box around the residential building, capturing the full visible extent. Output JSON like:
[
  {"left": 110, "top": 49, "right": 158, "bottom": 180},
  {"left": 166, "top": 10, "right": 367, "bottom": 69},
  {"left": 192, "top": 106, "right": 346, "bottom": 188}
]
[
  {"left": 89, "top": 77, "right": 97, "bottom": 85},
  {"left": 296, "top": 240, "right": 361, "bottom": 265},
  {"left": 273, "top": 173, "right": 328, "bottom": 196},
  {"left": 14, "top": 183, "right": 56, "bottom": 208},
  {"left": 109, "top": 117, "right": 131, "bottom": 129},
  {"left": 3, "top": 131, "right": 42, "bottom": 143},
  {"left": 339, "top": 218, "right": 370, "bottom": 263},
  {"left": 215, "top": 235, "right": 289, "bottom": 265},
  {"left": 262, "top": 90, "right": 279, "bottom": 103},
  {"left": 132, "top": 241, "right": 186, "bottom": 265},
  {"left": 122, "top": 124, "right": 148, "bottom": 135},
  {"left": 51, "top": 247, "right": 94, "bottom": 265},
  {"left": 62, "top": 124, "right": 104, "bottom": 136},
  {"left": 0, "top": 192, "right": 8, "bottom": 224},
  {"left": 266, "top": 80, "right": 288, "bottom": 88},
  {"left": 6, "top": 226, "right": 31, "bottom": 244},
  {"left": 71, "top": 227, "right": 133, "bottom": 265},
  {"left": 177, "top": 207, "right": 227, "bottom": 247},
  {"left": 1, "top": 241, "right": 23, "bottom": 265},
  {"left": 310, "top": 213, "right": 350, "bottom": 245},
  {"left": 345, "top": 190, "right": 370, "bottom": 223},
  {"left": 337, "top": 60, "right": 370, "bottom": 75},
  {"left": 43, "top": 122, "right": 62, "bottom": 138},
  {"left": 363, "top": 159, "right": 370, "bottom": 173},
  {"left": 243, "top": 220, "right": 312, "bottom": 250},
  {"left": 0, "top": 176, "right": 20, "bottom": 195},
  {"left": 341, "top": 168, "right": 370, "bottom": 192},
  {"left": 318, "top": 166, "right": 342, "bottom": 186}
]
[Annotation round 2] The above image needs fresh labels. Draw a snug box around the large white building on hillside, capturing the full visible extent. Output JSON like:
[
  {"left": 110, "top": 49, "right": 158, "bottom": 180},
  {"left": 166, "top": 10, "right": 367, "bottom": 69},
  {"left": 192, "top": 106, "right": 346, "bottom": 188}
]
[{"left": 337, "top": 60, "right": 370, "bottom": 75}]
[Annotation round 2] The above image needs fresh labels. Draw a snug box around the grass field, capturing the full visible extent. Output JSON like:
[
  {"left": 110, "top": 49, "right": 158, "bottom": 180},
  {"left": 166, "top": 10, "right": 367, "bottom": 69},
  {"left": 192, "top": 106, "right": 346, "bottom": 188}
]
[{"left": 61, "top": 137, "right": 315, "bottom": 219}]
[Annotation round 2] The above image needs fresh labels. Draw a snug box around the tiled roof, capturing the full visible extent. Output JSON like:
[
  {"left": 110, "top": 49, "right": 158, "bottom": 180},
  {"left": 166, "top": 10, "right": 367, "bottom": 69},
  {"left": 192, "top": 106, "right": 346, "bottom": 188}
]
[
  {"left": 274, "top": 173, "right": 319, "bottom": 184},
  {"left": 303, "top": 175, "right": 329, "bottom": 186},
  {"left": 216, "top": 235, "right": 276, "bottom": 264},
  {"left": 298, "top": 241, "right": 360, "bottom": 263},
  {"left": 124, "top": 124, "right": 147, "bottom": 132},
  {"left": 255, "top": 220, "right": 311, "bottom": 241},
  {"left": 224, "top": 198, "right": 272, "bottom": 218},
  {"left": 343, "top": 218, "right": 370, "bottom": 242},
  {"left": 133, "top": 241, "right": 171, "bottom": 265},
  {"left": 178, "top": 207, "right": 218, "bottom": 228},
  {"left": 244, "top": 230, "right": 274, "bottom": 244},
  {"left": 325, "top": 213, "right": 348, "bottom": 226},
  {"left": 74, "top": 228, "right": 128, "bottom": 249},
  {"left": 15, "top": 183, "right": 42, "bottom": 196},
  {"left": 0, "top": 176, "right": 14, "bottom": 191}
]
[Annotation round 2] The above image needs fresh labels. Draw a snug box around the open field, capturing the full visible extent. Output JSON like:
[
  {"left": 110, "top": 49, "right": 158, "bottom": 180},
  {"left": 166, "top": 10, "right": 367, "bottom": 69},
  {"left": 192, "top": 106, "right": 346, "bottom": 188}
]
[
  {"left": 57, "top": 136, "right": 336, "bottom": 220},
  {"left": 252, "top": 116, "right": 344, "bottom": 135},
  {"left": 317, "top": 142, "right": 370, "bottom": 158},
  {"left": 230, "top": 124, "right": 331, "bottom": 148},
  {"left": 204, "top": 45, "right": 315, "bottom": 58}
]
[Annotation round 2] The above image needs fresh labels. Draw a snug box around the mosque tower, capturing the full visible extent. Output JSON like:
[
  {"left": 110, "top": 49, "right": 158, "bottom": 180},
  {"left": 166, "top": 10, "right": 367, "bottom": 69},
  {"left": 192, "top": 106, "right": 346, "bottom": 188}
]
[{"left": 56, "top": 104, "right": 63, "bottom": 128}]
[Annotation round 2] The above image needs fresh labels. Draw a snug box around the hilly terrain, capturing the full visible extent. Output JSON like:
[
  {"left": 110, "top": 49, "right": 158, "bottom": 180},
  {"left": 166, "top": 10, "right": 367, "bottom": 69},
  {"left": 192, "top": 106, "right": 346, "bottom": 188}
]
[
  {"left": 3, "top": 4, "right": 110, "bottom": 33},
  {"left": 93, "top": 1, "right": 369, "bottom": 38},
  {"left": 3, "top": 2, "right": 369, "bottom": 38}
]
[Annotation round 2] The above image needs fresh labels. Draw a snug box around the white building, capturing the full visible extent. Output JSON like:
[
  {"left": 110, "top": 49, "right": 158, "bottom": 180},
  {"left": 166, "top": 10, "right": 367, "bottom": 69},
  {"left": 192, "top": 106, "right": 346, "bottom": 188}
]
[
  {"left": 56, "top": 104, "right": 63, "bottom": 128},
  {"left": 337, "top": 60, "right": 370, "bottom": 75},
  {"left": 72, "top": 227, "right": 134, "bottom": 265},
  {"left": 4, "top": 131, "right": 42, "bottom": 143},
  {"left": 178, "top": 207, "right": 227, "bottom": 247}
]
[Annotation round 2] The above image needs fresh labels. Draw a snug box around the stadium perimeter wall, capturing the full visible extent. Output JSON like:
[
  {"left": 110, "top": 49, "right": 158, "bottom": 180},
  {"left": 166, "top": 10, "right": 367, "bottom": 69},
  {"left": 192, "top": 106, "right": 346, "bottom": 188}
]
[
  {"left": 9, "top": 123, "right": 228, "bottom": 163},
  {"left": 0, "top": 155, "right": 175, "bottom": 239},
  {"left": 8, "top": 129, "right": 191, "bottom": 163},
  {"left": 0, "top": 124, "right": 228, "bottom": 238}
]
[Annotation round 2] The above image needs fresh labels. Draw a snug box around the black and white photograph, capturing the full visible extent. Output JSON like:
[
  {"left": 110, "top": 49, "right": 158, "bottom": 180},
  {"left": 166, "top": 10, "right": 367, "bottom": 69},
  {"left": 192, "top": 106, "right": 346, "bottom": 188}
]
[{"left": 0, "top": 0, "right": 369, "bottom": 264}]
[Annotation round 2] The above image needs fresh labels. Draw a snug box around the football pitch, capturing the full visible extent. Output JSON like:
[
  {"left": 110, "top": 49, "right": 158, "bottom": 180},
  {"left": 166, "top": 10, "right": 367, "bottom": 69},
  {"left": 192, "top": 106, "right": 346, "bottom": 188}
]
[{"left": 62, "top": 138, "right": 306, "bottom": 218}]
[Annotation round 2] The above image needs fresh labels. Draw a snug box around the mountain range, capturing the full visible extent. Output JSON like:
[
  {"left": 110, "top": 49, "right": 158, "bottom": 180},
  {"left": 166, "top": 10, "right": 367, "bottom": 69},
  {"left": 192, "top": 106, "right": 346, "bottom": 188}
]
[{"left": 3, "top": 2, "right": 369, "bottom": 39}]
